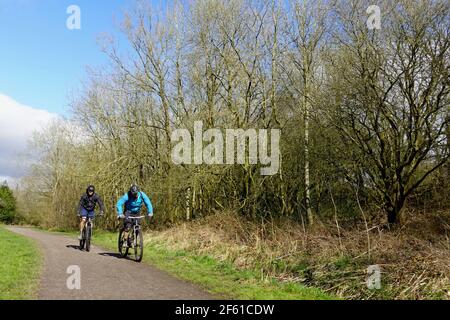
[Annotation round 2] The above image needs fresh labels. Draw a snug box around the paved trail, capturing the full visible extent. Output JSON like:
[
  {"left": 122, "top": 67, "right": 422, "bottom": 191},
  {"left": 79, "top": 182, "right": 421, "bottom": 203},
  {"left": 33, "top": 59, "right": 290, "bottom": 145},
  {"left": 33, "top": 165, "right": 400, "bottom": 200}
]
[{"left": 7, "top": 226, "right": 214, "bottom": 300}]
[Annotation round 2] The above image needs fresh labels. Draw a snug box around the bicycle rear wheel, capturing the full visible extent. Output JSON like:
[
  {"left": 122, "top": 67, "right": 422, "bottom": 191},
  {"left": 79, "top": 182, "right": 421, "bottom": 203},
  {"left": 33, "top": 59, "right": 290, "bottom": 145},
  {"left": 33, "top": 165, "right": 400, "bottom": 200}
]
[
  {"left": 134, "top": 229, "right": 144, "bottom": 262},
  {"left": 118, "top": 229, "right": 129, "bottom": 257}
]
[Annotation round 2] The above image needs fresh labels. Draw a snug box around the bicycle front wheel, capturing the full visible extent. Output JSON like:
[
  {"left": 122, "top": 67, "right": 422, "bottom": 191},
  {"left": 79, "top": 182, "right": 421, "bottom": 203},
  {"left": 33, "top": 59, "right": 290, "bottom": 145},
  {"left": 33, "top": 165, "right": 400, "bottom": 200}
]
[
  {"left": 134, "top": 229, "right": 144, "bottom": 262},
  {"left": 85, "top": 225, "right": 91, "bottom": 252},
  {"left": 118, "top": 229, "right": 129, "bottom": 257},
  {"left": 79, "top": 229, "right": 86, "bottom": 250}
]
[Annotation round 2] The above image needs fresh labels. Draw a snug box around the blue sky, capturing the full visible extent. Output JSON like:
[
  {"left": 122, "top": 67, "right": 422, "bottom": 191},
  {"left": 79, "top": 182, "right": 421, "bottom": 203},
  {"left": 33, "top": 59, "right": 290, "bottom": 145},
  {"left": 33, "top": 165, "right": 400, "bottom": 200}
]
[
  {"left": 0, "top": 0, "right": 136, "bottom": 115},
  {"left": 0, "top": 0, "right": 170, "bottom": 183}
]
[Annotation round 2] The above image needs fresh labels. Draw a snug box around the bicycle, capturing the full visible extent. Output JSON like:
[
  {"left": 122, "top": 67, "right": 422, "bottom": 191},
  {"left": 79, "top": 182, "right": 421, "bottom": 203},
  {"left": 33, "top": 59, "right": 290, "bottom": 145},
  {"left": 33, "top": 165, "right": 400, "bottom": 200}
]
[
  {"left": 118, "top": 215, "right": 146, "bottom": 262},
  {"left": 79, "top": 212, "right": 103, "bottom": 251},
  {"left": 79, "top": 216, "right": 94, "bottom": 252}
]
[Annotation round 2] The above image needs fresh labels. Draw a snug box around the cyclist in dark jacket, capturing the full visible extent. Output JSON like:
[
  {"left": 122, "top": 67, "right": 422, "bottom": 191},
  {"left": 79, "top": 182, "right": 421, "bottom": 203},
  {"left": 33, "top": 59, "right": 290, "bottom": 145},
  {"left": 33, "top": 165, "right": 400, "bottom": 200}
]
[{"left": 78, "top": 185, "right": 105, "bottom": 240}]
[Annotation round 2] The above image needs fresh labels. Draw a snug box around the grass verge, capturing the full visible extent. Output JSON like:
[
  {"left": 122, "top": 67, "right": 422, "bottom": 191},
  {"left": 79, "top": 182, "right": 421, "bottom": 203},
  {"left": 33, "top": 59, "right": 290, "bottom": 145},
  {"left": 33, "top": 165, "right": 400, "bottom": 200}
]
[
  {"left": 0, "top": 225, "right": 41, "bottom": 300},
  {"left": 88, "top": 231, "right": 335, "bottom": 299}
]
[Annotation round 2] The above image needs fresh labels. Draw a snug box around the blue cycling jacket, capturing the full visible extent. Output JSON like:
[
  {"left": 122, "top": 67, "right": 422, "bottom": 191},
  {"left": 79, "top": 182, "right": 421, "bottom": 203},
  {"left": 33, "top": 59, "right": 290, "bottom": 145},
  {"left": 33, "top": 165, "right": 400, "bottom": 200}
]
[{"left": 116, "top": 191, "right": 153, "bottom": 217}]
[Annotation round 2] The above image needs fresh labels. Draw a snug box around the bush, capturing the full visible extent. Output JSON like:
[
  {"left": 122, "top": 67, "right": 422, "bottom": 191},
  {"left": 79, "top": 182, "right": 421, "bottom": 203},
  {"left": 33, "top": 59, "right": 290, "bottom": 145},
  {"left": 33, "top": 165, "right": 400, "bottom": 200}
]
[{"left": 0, "top": 182, "right": 16, "bottom": 223}]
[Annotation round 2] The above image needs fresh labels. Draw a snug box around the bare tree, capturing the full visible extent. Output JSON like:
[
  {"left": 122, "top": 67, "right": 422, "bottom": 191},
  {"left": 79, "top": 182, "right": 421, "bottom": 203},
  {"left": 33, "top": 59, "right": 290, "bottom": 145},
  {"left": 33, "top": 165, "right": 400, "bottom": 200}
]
[
  {"left": 328, "top": 0, "right": 450, "bottom": 223},
  {"left": 286, "top": 0, "right": 331, "bottom": 224}
]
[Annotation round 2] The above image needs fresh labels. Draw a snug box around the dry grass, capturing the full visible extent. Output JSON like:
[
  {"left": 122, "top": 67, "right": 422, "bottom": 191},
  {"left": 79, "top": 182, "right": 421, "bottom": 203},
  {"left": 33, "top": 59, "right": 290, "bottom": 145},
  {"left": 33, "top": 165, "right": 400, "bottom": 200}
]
[{"left": 145, "top": 209, "right": 450, "bottom": 300}]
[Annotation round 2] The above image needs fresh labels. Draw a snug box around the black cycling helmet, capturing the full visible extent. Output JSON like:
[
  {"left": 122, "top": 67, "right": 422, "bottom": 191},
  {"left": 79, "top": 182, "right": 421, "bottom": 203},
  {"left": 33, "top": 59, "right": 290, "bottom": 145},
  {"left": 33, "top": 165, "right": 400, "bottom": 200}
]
[
  {"left": 129, "top": 184, "right": 140, "bottom": 199},
  {"left": 86, "top": 185, "right": 95, "bottom": 195}
]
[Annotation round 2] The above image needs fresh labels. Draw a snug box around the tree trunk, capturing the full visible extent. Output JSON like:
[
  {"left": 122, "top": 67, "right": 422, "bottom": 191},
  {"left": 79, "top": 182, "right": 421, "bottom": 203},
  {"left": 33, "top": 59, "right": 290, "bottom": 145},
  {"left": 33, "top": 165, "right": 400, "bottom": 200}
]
[
  {"left": 387, "top": 197, "right": 405, "bottom": 225},
  {"left": 303, "top": 63, "right": 313, "bottom": 225},
  {"left": 387, "top": 209, "right": 397, "bottom": 224},
  {"left": 304, "top": 92, "right": 313, "bottom": 225}
]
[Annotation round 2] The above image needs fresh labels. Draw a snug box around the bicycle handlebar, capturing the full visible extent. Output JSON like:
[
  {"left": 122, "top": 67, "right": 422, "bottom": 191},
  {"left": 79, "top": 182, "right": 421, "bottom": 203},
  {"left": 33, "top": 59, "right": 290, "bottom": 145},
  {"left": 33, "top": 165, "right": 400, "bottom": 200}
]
[{"left": 118, "top": 215, "right": 146, "bottom": 219}]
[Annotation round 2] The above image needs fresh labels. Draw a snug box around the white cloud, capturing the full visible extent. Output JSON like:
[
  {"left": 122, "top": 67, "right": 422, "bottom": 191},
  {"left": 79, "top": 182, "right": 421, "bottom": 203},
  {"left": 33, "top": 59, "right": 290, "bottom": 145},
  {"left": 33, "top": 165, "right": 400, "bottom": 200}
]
[
  {"left": 0, "top": 94, "right": 58, "bottom": 179},
  {"left": 0, "top": 176, "right": 18, "bottom": 189}
]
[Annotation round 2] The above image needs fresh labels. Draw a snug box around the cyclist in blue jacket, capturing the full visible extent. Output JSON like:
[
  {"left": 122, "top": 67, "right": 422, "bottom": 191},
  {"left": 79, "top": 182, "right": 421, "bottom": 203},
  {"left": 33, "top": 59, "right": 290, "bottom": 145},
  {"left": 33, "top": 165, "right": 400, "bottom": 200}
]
[{"left": 116, "top": 184, "right": 153, "bottom": 247}]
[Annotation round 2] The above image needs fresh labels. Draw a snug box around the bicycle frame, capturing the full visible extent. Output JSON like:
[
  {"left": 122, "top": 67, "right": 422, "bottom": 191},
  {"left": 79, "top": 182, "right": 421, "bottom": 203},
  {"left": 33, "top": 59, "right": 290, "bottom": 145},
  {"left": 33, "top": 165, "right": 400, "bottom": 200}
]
[
  {"left": 119, "top": 215, "right": 145, "bottom": 262},
  {"left": 129, "top": 215, "right": 144, "bottom": 232},
  {"left": 85, "top": 217, "right": 93, "bottom": 228}
]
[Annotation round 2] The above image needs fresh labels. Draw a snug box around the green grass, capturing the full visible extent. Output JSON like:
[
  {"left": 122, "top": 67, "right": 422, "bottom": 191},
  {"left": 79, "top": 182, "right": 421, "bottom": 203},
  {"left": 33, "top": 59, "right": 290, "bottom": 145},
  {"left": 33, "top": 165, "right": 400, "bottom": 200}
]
[
  {"left": 0, "top": 226, "right": 41, "bottom": 300},
  {"left": 89, "top": 231, "right": 336, "bottom": 300}
]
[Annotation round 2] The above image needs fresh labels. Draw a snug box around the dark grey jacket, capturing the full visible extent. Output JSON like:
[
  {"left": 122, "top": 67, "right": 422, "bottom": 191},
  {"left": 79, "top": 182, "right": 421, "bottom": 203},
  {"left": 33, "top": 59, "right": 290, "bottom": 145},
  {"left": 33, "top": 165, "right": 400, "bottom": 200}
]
[{"left": 78, "top": 192, "right": 105, "bottom": 213}]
